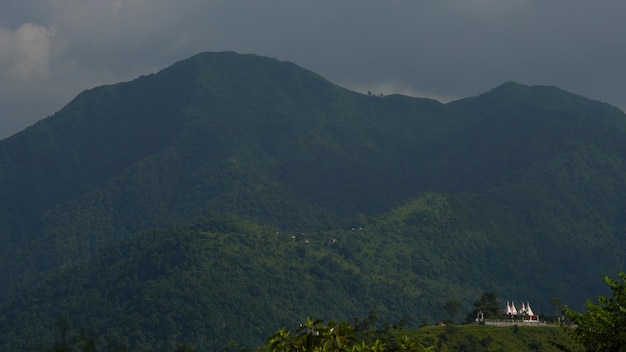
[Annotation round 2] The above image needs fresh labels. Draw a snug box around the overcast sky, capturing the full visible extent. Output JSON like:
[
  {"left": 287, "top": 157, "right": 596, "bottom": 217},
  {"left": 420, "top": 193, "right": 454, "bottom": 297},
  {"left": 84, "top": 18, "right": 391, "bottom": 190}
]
[{"left": 1, "top": 1, "right": 625, "bottom": 139}]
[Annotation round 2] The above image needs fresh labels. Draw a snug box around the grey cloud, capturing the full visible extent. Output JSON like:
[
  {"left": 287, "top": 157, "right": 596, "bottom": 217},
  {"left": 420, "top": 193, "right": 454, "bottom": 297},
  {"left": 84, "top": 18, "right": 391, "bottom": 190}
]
[{"left": 1, "top": 0, "right": 625, "bottom": 138}]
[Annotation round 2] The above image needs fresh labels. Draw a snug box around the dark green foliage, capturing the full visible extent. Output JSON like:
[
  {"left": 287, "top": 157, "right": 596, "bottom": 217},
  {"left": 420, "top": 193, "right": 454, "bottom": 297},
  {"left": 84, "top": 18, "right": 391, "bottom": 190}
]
[
  {"left": 565, "top": 272, "right": 626, "bottom": 352},
  {"left": 468, "top": 292, "right": 501, "bottom": 321},
  {"left": 0, "top": 52, "right": 625, "bottom": 350},
  {"left": 261, "top": 317, "right": 434, "bottom": 352},
  {"left": 443, "top": 300, "right": 461, "bottom": 323},
  {"left": 0, "top": 217, "right": 454, "bottom": 350},
  {"left": 400, "top": 324, "right": 583, "bottom": 352}
]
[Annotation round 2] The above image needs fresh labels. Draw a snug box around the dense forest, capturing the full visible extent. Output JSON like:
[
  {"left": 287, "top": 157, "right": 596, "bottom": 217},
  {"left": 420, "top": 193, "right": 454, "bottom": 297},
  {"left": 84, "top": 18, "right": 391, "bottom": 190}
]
[{"left": 0, "top": 51, "right": 625, "bottom": 350}]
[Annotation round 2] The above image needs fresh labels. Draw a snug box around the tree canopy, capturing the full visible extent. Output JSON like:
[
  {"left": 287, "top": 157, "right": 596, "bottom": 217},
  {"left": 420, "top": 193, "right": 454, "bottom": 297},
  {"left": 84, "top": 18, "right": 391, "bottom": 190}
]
[
  {"left": 565, "top": 272, "right": 626, "bottom": 352},
  {"left": 466, "top": 291, "right": 501, "bottom": 322},
  {"left": 263, "top": 317, "right": 434, "bottom": 352}
]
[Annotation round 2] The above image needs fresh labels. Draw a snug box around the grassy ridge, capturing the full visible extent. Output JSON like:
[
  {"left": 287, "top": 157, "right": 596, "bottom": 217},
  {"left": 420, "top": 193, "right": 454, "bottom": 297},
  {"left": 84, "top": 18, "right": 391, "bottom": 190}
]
[{"left": 394, "top": 324, "right": 582, "bottom": 352}]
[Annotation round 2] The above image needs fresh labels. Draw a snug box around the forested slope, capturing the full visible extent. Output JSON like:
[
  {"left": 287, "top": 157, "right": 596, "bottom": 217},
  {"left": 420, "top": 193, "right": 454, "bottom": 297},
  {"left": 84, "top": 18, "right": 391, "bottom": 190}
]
[
  {"left": 0, "top": 215, "right": 474, "bottom": 351},
  {"left": 0, "top": 51, "right": 625, "bottom": 350}
]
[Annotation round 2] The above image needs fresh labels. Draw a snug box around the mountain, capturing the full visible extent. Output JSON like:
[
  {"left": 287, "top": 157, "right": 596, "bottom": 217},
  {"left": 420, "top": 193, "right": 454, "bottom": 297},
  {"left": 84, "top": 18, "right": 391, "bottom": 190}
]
[
  {"left": 0, "top": 52, "right": 449, "bottom": 291},
  {"left": 0, "top": 51, "right": 625, "bottom": 350}
]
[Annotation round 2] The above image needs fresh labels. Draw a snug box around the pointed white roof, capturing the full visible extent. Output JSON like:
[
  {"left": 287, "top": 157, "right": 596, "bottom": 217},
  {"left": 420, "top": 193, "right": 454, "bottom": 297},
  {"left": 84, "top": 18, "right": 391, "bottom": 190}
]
[
  {"left": 526, "top": 302, "right": 534, "bottom": 316},
  {"left": 511, "top": 301, "right": 518, "bottom": 315}
]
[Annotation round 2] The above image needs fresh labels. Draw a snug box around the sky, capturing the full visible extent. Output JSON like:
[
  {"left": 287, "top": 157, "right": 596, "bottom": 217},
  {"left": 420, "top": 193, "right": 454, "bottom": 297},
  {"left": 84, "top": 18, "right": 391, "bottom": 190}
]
[{"left": 1, "top": 0, "right": 625, "bottom": 139}]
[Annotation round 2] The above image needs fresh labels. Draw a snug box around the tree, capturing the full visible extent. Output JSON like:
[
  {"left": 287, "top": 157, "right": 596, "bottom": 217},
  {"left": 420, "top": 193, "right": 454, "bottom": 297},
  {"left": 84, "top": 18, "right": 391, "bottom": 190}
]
[
  {"left": 264, "top": 317, "right": 433, "bottom": 352},
  {"left": 550, "top": 297, "right": 563, "bottom": 321},
  {"left": 443, "top": 300, "right": 461, "bottom": 324},
  {"left": 466, "top": 291, "right": 500, "bottom": 322},
  {"left": 565, "top": 272, "right": 626, "bottom": 352},
  {"left": 396, "top": 335, "right": 435, "bottom": 352}
]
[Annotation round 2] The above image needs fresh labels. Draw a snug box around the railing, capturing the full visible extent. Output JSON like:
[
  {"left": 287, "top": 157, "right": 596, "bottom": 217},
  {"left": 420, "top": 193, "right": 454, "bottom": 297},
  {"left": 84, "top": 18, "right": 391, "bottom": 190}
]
[{"left": 481, "top": 318, "right": 554, "bottom": 327}]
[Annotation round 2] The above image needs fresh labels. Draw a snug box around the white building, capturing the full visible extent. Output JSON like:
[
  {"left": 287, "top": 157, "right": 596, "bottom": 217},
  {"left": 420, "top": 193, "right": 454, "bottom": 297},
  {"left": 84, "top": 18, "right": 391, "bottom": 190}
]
[{"left": 504, "top": 300, "right": 540, "bottom": 322}]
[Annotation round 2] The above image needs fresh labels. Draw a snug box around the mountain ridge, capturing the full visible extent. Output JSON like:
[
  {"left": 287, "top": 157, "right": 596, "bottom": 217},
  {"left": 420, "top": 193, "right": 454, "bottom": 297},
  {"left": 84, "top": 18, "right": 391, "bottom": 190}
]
[{"left": 0, "top": 51, "right": 625, "bottom": 350}]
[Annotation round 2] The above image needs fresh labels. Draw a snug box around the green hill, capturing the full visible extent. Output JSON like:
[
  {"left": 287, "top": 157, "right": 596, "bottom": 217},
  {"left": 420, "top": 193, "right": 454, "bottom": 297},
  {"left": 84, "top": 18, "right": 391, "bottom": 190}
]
[
  {"left": 0, "top": 51, "right": 624, "bottom": 350},
  {"left": 397, "top": 324, "right": 582, "bottom": 352},
  {"left": 0, "top": 216, "right": 582, "bottom": 351}
]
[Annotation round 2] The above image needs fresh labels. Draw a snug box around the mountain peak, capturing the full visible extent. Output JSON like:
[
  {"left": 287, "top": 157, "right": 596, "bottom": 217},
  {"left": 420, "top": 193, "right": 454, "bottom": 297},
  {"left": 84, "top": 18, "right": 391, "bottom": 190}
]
[
  {"left": 494, "top": 80, "right": 526, "bottom": 90},
  {"left": 462, "top": 80, "right": 600, "bottom": 112},
  {"left": 485, "top": 80, "right": 540, "bottom": 97}
]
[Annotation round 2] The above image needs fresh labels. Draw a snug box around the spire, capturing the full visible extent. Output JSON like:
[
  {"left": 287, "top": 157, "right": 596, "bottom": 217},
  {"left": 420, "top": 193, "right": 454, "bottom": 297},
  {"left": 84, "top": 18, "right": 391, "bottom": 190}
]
[
  {"left": 511, "top": 301, "right": 518, "bottom": 315},
  {"left": 526, "top": 302, "right": 534, "bottom": 316}
]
